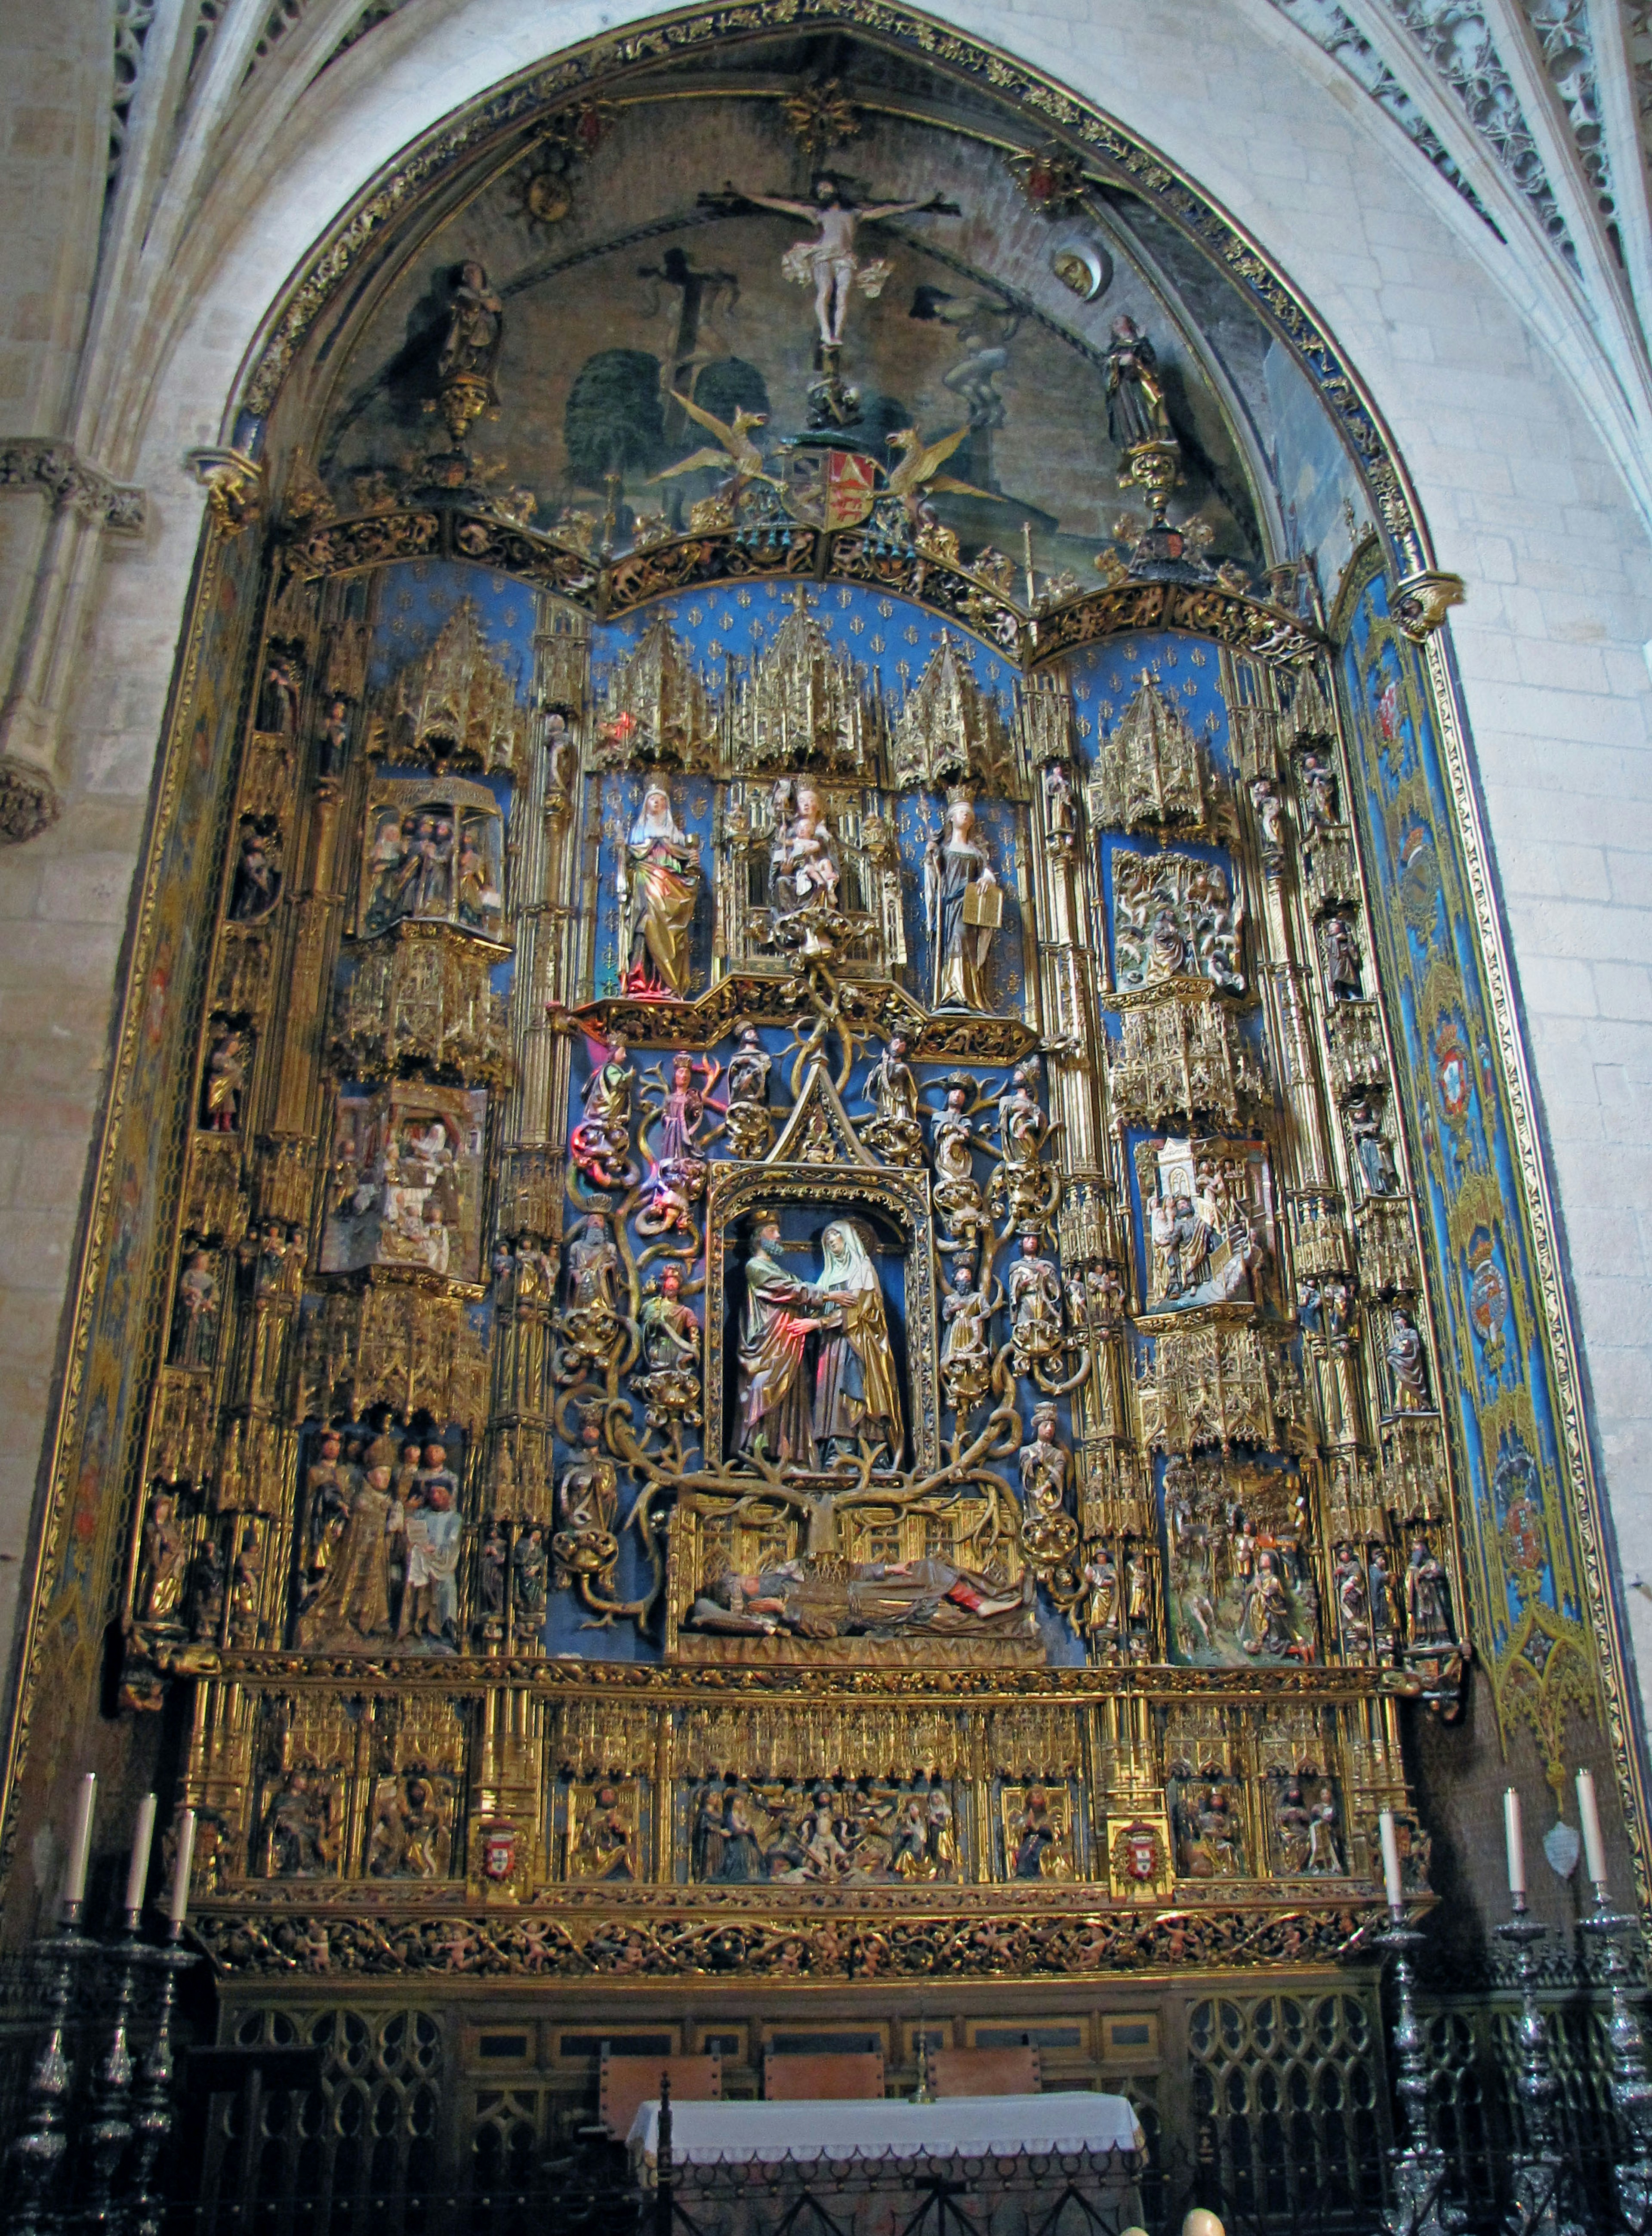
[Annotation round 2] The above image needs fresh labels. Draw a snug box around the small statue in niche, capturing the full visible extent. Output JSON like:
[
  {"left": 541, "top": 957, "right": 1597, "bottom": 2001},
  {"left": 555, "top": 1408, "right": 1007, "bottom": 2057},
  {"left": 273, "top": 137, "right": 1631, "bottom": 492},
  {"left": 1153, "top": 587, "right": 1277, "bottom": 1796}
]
[
  {"left": 169, "top": 1247, "right": 219, "bottom": 1368},
  {"left": 1384, "top": 1307, "right": 1432, "bottom": 1414},
  {"left": 454, "top": 823, "right": 504, "bottom": 935},
  {"left": 228, "top": 826, "right": 282, "bottom": 923},
  {"left": 296, "top": 1461, "right": 398, "bottom": 1646},
  {"left": 1006, "top": 1230, "right": 1064, "bottom": 1374},
  {"left": 724, "top": 1025, "right": 773, "bottom": 1159},
  {"left": 438, "top": 260, "right": 504, "bottom": 389},
  {"left": 1298, "top": 748, "right": 1339, "bottom": 835},
  {"left": 266, "top": 1774, "right": 336, "bottom": 1877},
  {"left": 317, "top": 699, "right": 350, "bottom": 781},
  {"left": 369, "top": 1776, "right": 452, "bottom": 1879},
  {"left": 302, "top": 1431, "right": 350, "bottom": 1588},
  {"left": 620, "top": 787, "right": 700, "bottom": 998},
  {"left": 189, "top": 1534, "right": 226, "bottom": 1641},
  {"left": 1273, "top": 1779, "right": 1340, "bottom": 1872},
  {"left": 1348, "top": 1094, "right": 1399, "bottom": 1197},
  {"left": 396, "top": 1456, "right": 462, "bottom": 1648},
  {"left": 1080, "top": 1544, "right": 1119, "bottom": 1639},
  {"left": 573, "top": 1785, "right": 636, "bottom": 1881},
  {"left": 545, "top": 709, "right": 579, "bottom": 795},
  {"left": 1104, "top": 315, "right": 1174, "bottom": 450},
  {"left": 1368, "top": 1544, "right": 1399, "bottom": 1651},
  {"left": 478, "top": 1522, "right": 508, "bottom": 1622},
  {"left": 1179, "top": 1781, "right": 1243, "bottom": 1877},
  {"left": 136, "top": 1492, "right": 188, "bottom": 1625},
  {"left": 1250, "top": 775, "right": 1284, "bottom": 856},
  {"left": 1333, "top": 1542, "right": 1370, "bottom": 1652},
  {"left": 512, "top": 1524, "right": 548, "bottom": 1625},
  {"left": 570, "top": 1035, "right": 635, "bottom": 1189},
  {"left": 1011, "top": 1787, "right": 1070, "bottom": 1881},
  {"left": 924, "top": 795, "right": 999, "bottom": 1013},
  {"left": 861, "top": 1032, "right": 924, "bottom": 1166},
  {"left": 256, "top": 650, "right": 302, "bottom": 735},
  {"left": 1322, "top": 914, "right": 1363, "bottom": 1001},
  {"left": 228, "top": 1524, "right": 263, "bottom": 1644},
  {"left": 769, "top": 784, "right": 842, "bottom": 920},
  {"left": 1405, "top": 1534, "right": 1454, "bottom": 1646},
  {"left": 1042, "top": 761, "right": 1076, "bottom": 837},
  {"left": 1322, "top": 1275, "right": 1355, "bottom": 1340},
  {"left": 1017, "top": 1402, "right": 1069, "bottom": 1520},
  {"left": 940, "top": 1263, "right": 993, "bottom": 1415},
  {"left": 200, "top": 1027, "right": 247, "bottom": 1132},
  {"left": 1306, "top": 1790, "right": 1343, "bottom": 1874},
  {"left": 1239, "top": 1550, "right": 1299, "bottom": 1658}
]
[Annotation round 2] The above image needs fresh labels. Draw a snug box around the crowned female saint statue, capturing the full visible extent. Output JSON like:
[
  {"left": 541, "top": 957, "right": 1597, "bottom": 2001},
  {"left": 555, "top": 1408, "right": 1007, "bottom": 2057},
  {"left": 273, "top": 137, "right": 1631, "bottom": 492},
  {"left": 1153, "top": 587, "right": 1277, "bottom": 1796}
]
[
  {"left": 812, "top": 1219, "right": 903, "bottom": 1465},
  {"left": 924, "top": 795, "right": 1000, "bottom": 1013},
  {"left": 620, "top": 785, "right": 701, "bottom": 998}
]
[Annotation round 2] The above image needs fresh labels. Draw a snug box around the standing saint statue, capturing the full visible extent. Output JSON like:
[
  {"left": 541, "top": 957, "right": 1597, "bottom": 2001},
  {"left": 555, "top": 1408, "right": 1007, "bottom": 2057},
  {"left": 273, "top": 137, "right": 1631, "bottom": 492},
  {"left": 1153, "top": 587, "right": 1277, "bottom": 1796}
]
[
  {"left": 736, "top": 1216, "right": 830, "bottom": 1467},
  {"left": 924, "top": 797, "right": 1000, "bottom": 1012},
  {"left": 737, "top": 176, "right": 952, "bottom": 350},
  {"left": 812, "top": 1218, "right": 903, "bottom": 1465},
  {"left": 620, "top": 785, "right": 700, "bottom": 997},
  {"left": 1104, "top": 314, "right": 1175, "bottom": 450}
]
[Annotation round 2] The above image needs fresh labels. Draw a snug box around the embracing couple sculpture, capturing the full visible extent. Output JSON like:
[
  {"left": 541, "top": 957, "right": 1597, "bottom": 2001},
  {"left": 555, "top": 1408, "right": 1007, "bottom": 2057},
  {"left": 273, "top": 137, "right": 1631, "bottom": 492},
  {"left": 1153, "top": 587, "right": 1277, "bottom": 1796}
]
[{"left": 736, "top": 1215, "right": 903, "bottom": 1470}]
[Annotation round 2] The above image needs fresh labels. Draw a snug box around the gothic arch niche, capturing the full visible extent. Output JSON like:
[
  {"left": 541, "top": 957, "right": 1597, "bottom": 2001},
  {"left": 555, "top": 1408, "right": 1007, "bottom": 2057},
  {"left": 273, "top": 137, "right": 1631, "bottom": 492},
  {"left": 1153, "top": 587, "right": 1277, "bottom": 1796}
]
[{"left": 7, "top": 3, "right": 1642, "bottom": 2208}]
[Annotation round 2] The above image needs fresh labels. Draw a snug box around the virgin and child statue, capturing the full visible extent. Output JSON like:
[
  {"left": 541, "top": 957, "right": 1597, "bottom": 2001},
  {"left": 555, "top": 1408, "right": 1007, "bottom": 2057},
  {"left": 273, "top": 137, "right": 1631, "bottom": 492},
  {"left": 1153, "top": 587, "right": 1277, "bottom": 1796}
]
[
  {"left": 620, "top": 785, "right": 701, "bottom": 998},
  {"left": 736, "top": 1215, "right": 903, "bottom": 1469}
]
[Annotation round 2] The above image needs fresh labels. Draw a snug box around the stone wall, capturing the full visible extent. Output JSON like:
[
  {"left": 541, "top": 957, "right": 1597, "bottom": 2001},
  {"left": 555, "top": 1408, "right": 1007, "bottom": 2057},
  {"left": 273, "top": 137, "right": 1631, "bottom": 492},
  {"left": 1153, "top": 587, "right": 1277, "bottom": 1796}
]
[{"left": 0, "top": 0, "right": 1647, "bottom": 1741}]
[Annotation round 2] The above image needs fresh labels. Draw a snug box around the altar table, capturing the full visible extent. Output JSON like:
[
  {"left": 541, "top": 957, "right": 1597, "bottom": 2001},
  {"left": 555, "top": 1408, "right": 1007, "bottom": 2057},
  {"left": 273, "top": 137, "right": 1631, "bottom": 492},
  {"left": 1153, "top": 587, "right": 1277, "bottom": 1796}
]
[{"left": 628, "top": 2092, "right": 1146, "bottom": 2233}]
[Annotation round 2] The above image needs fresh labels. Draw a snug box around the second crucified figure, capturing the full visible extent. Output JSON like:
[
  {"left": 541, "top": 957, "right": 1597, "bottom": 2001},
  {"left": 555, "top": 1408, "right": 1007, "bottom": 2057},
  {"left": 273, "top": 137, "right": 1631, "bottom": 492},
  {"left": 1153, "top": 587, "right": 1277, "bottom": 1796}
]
[{"left": 738, "top": 175, "right": 952, "bottom": 349}]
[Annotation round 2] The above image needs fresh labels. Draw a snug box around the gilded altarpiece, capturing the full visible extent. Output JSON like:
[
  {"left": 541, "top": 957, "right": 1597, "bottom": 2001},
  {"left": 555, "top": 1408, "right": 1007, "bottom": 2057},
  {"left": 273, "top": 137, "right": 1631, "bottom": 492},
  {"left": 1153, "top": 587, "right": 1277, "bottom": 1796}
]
[
  {"left": 91, "top": 553, "right": 1466, "bottom": 1965},
  {"left": 0, "top": 32, "right": 1641, "bottom": 2213}
]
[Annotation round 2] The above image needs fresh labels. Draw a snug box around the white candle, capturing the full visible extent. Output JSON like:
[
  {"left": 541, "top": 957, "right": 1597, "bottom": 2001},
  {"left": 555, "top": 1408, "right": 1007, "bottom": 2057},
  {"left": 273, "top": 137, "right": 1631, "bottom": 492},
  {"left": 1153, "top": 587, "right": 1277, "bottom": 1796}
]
[
  {"left": 62, "top": 1772, "right": 96, "bottom": 1909},
  {"left": 1577, "top": 1768, "right": 1609, "bottom": 1890},
  {"left": 1378, "top": 1811, "right": 1405, "bottom": 1910},
  {"left": 167, "top": 1809, "right": 197, "bottom": 1925},
  {"left": 125, "top": 1792, "right": 157, "bottom": 1916},
  {"left": 1504, "top": 1788, "right": 1526, "bottom": 1896}
]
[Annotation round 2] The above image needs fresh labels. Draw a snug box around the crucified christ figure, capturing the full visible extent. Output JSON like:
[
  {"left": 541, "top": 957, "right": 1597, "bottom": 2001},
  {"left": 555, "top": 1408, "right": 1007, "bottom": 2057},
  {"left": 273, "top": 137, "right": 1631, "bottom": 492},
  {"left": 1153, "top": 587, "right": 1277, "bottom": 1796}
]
[{"left": 736, "top": 175, "right": 954, "bottom": 349}]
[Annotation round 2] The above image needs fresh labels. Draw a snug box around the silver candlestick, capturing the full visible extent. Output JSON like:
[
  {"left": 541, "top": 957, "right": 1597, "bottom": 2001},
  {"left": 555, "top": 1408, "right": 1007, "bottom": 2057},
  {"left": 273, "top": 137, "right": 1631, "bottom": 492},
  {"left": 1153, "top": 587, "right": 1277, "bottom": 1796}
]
[
  {"left": 5, "top": 1899, "right": 96, "bottom": 2236},
  {"left": 1578, "top": 1884, "right": 1652, "bottom": 2232},
  {"left": 74, "top": 1906, "right": 146, "bottom": 2233},
  {"left": 1494, "top": 1896, "right": 1584, "bottom": 2236},
  {"left": 126, "top": 1919, "right": 196, "bottom": 2236},
  {"left": 1374, "top": 1904, "right": 1464, "bottom": 2236}
]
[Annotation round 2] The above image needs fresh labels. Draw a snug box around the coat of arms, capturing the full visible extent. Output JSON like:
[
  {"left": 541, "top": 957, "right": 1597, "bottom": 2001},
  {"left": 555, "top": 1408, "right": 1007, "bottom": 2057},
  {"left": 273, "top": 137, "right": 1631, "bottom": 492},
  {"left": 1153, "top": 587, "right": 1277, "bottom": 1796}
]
[{"left": 480, "top": 1821, "right": 517, "bottom": 1882}]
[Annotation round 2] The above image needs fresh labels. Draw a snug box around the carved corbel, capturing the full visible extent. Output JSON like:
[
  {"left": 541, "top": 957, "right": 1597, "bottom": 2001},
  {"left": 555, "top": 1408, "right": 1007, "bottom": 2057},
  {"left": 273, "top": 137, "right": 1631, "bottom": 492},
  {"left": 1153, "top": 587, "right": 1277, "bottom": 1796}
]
[
  {"left": 0, "top": 756, "right": 60, "bottom": 843},
  {"left": 1391, "top": 569, "right": 1465, "bottom": 641},
  {"left": 0, "top": 437, "right": 145, "bottom": 533},
  {"left": 184, "top": 447, "right": 266, "bottom": 534}
]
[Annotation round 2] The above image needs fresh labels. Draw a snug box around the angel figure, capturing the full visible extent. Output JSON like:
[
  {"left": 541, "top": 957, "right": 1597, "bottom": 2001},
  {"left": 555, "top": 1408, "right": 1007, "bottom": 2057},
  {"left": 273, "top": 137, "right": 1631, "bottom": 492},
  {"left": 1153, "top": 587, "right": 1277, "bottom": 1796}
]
[
  {"left": 737, "top": 175, "right": 951, "bottom": 349},
  {"left": 651, "top": 392, "right": 780, "bottom": 510}
]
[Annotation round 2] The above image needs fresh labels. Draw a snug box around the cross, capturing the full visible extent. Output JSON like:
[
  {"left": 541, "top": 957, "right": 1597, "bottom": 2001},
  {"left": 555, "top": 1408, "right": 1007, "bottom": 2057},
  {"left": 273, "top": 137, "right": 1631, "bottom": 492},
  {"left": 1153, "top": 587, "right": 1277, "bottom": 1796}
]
[{"left": 636, "top": 245, "right": 740, "bottom": 443}]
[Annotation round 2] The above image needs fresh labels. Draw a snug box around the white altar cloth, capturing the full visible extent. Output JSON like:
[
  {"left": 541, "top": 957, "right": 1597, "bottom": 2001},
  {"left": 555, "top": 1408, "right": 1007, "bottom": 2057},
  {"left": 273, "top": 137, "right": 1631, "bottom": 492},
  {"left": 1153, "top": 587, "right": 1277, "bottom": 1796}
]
[{"left": 627, "top": 2091, "right": 1144, "bottom": 2169}]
